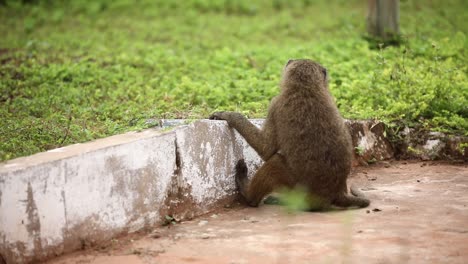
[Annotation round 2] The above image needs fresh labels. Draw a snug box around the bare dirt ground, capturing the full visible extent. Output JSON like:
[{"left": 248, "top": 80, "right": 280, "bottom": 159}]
[{"left": 46, "top": 161, "right": 468, "bottom": 264}]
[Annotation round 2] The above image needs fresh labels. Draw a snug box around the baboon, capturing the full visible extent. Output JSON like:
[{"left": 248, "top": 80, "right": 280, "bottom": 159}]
[{"left": 210, "top": 59, "right": 370, "bottom": 210}]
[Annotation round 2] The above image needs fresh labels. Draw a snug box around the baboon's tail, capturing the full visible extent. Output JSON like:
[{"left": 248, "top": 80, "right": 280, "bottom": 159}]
[
  {"left": 235, "top": 159, "right": 248, "bottom": 198},
  {"left": 333, "top": 185, "right": 370, "bottom": 208}
]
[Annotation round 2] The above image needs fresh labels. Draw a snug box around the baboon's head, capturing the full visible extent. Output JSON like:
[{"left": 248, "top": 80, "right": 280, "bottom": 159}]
[{"left": 281, "top": 59, "right": 328, "bottom": 90}]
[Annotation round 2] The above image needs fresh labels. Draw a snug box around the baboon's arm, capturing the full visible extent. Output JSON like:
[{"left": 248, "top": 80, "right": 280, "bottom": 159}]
[{"left": 209, "top": 112, "right": 278, "bottom": 161}]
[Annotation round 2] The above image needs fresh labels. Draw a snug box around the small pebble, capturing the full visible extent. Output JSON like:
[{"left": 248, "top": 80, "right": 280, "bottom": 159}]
[
  {"left": 200, "top": 233, "right": 214, "bottom": 239},
  {"left": 198, "top": 220, "right": 208, "bottom": 226}
]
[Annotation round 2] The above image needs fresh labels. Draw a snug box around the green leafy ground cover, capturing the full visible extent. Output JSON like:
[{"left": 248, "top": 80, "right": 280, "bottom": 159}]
[{"left": 0, "top": 0, "right": 467, "bottom": 161}]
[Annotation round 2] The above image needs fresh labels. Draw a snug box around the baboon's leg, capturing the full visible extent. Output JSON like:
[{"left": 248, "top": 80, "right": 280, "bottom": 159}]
[{"left": 236, "top": 154, "right": 293, "bottom": 207}]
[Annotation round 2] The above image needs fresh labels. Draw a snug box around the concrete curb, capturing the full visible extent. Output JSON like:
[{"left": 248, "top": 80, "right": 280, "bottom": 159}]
[
  {"left": 0, "top": 119, "right": 392, "bottom": 263},
  {"left": 393, "top": 128, "right": 467, "bottom": 161}
]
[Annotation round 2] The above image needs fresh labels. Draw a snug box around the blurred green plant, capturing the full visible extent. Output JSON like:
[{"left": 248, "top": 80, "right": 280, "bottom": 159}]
[
  {"left": 271, "top": 186, "right": 329, "bottom": 212},
  {"left": 0, "top": 0, "right": 466, "bottom": 161},
  {"left": 277, "top": 186, "right": 310, "bottom": 212},
  {"left": 355, "top": 146, "right": 365, "bottom": 156}
]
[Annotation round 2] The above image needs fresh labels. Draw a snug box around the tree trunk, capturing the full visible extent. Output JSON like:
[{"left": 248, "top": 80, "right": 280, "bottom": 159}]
[{"left": 367, "top": 0, "right": 400, "bottom": 40}]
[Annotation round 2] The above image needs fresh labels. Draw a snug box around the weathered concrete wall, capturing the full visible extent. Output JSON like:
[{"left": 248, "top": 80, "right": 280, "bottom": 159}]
[
  {"left": 0, "top": 119, "right": 391, "bottom": 264},
  {"left": 346, "top": 120, "right": 394, "bottom": 165},
  {"left": 0, "top": 130, "right": 177, "bottom": 263},
  {"left": 160, "top": 120, "right": 263, "bottom": 222},
  {"left": 393, "top": 128, "right": 468, "bottom": 161}
]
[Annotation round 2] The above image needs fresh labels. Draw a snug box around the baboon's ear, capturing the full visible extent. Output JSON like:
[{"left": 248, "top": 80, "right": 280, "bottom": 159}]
[{"left": 322, "top": 68, "right": 328, "bottom": 80}]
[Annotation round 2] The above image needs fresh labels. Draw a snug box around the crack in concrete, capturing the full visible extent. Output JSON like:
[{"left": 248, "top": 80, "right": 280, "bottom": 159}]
[{"left": 174, "top": 137, "right": 181, "bottom": 177}]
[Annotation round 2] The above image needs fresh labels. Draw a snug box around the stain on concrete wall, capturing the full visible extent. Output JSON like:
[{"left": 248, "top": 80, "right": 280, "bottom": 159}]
[{"left": 25, "top": 182, "right": 42, "bottom": 261}]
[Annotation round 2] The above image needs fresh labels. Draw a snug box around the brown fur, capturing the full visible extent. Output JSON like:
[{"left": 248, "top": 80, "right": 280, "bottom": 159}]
[{"left": 210, "top": 59, "right": 370, "bottom": 210}]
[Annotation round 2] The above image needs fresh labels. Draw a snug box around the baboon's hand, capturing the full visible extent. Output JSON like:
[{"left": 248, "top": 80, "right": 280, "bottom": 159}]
[
  {"left": 209, "top": 111, "right": 227, "bottom": 120},
  {"left": 210, "top": 111, "right": 245, "bottom": 126}
]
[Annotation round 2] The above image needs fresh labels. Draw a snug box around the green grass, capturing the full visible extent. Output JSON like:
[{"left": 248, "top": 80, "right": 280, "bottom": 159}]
[{"left": 0, "top": 0, "right": 467, "bottom": 161}]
